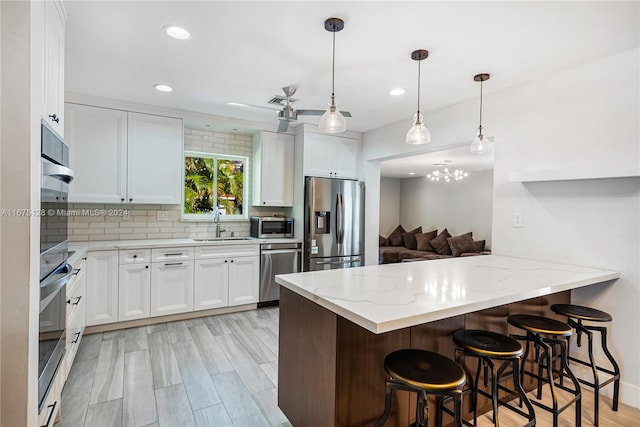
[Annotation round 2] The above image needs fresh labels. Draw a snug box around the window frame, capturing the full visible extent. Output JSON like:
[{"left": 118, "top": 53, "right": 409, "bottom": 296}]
[{"left": 182, "top": 150, "right": 249, "bottom": 221}]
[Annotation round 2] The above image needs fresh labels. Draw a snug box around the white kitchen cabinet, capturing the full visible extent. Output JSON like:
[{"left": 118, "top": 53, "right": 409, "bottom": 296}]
[
  {"left": 228, "top": 255, "right": 260, "bottom": 306},
  {"left": 42, "top": 0, "right": 66, "bottom": 137},
  {"left": 65, "top": 103, "right": 183, "bottom": 204},
  {"left": 151, "top": 260, "right": 194, "bottom": 316},
  {"left": 299, "top": 130, "right": 361, "bottom": 179},
  {"left": 66, "top": 104, "right": 128, "bottom": 203},
  {"left": 194, "top": 245, "right": 259, "bottom": 308},
  {"left": 194, "top": 258, "right": 229, "bottom": 310},
  {"left": 38, "top": 361, "right": 64, "bottom": 427},
  {"left": 252, "top": 131, "right": 294, "bottom": 206},
  {"left": 118, "top": 263, "right": 151, "bottom": 321},
  {"left": 86, "top": 250, "right": 119, "bottom": 326},
  {"left": 127, "top": 112, "right": 183, "bottom": 204},
  {"left": 65, "top": 258, "right": 86, "bottom": 375}
]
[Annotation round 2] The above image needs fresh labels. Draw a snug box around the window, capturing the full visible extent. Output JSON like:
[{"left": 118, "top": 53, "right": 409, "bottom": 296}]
[{"left": 183, "top": 151, "right": 248, "bottom": 220}]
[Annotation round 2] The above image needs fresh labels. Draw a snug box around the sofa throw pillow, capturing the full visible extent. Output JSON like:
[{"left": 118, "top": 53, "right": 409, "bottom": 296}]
[
  {"left": 402, "top": 226, "right": 423, "bottom": 250},
  {"left": 379, "top": 236, "right": 388, "bottom": 247},
  {"left": 447, "top": 232, "right": 476, "bottom": 257},
  {"left": 416, "top": 230, "right": 438, "bottom": 251},
  {"left": 430, "top": 228, "right": 452, "bottom": 255},
  {"left": 387, "top": 225, "right": 406, "bottom": 247},
  {"left": 473, "top": 240, "right": 486, "bottom": 252}
]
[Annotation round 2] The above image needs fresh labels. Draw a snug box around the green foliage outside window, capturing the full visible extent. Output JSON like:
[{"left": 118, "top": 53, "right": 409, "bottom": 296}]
[{"left": 183, "top": 152, "right": 246, "bottom": 219}]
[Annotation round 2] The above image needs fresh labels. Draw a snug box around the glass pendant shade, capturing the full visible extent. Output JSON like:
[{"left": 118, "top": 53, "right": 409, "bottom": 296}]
[
  {"left": 470, "top": 132, "right": 490, "bottom": 154},
  {"left": 406, "top": 113, "right": 431, "bottom": 145},
  {"left": 318, "top": 102, "right": 346, "bottom": 133}
]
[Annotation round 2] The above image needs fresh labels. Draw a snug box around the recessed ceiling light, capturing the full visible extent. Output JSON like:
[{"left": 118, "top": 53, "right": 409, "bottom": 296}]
[
  {"left": 408, "top": 172, "right": 416, "bottom": 175},
  {"left": 164, "top": 26, "right": 191, "bottom": 40},
  {"left": 389, "top": 88, "right": 405, "bottom": 96},
  {"left": 154, "top": 84, "right": 173, "bottom": 92}
]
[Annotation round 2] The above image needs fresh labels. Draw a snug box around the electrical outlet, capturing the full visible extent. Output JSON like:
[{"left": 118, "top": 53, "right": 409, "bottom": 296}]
[
  {"left": 513, "top": 212, "right": 524, "bottom": 228},
  {"left": 157, "top": 211, "right": 168, "bottom": 221}
]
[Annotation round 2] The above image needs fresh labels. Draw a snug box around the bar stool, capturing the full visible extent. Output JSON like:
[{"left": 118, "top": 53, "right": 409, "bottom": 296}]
[
  {"left": 508, "top": 314, "right": 582, "bottom": 427},
  {"left": 551, "top": 304, "right": 620, "bottom": 426},
  {"left": 374, "top": 349, "right": 466, "bottom": 427},
  {"left": 450, "top": 329, "right": 536, "bottom": 427}
]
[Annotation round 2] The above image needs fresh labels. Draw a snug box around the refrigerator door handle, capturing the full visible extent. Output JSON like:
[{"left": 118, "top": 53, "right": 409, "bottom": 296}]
[{"left": 335, "top": 193, "right": 345, "bottom": 244}]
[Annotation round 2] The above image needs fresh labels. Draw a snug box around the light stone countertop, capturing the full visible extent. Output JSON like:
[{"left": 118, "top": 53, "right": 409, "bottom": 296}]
[
  {"left": 275, "top": 255, "right": 619, "bottom": 334},
  {"left": 68, "top": 237, "right": 301, "bottom": 256}
]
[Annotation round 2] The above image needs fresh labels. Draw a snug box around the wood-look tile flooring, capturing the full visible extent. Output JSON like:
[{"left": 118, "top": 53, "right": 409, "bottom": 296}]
[
  {"left": 57, "top": 307, "right": 291, "bottom": 427},
  {"left": 58, "top": 306, "right": 640, "bottom": 427}
]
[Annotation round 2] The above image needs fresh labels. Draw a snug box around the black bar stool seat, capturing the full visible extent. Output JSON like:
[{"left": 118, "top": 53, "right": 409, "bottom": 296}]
[
  {"left": 551, "top": 304, "right": 621, "bottom": 427},
  {"left": 451, "top": 330, "right": 536, "bottom": 426},
  {"left": 374, "top": 349, "right": 466, "bottom": 427},
  {"left": 508, "top": 314, "right": 582, "bottom": 427}
]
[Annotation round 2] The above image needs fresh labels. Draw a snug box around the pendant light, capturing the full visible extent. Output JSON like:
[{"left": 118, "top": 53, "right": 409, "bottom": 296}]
[
  {"left": 406, "top": 49, "right": 431, "bottom": 145},
  {"left": 470, "top": 73, "right": 491, "bottom": 154},
  {"left": 318, "top": 17, "right": 347, "bottom": 134}
]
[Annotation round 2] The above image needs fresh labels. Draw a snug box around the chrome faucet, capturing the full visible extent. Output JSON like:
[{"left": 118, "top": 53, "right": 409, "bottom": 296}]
[{"left": 213, "top": 205, "right": 226, "bottom": 238}]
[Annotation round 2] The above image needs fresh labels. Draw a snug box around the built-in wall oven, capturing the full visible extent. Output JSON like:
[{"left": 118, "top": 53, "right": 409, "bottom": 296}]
[{"left": 39, "top": 122, "right": 74, "bottom": 411}]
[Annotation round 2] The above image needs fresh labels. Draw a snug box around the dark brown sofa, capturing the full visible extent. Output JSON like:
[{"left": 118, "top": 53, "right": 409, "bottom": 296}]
[{"left": 379, "top": 226, "right": 489, "bottom": 264}]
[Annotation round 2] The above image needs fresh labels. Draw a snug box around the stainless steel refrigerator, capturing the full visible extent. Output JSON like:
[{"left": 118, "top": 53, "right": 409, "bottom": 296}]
[{"left": 304, "top": 177, "right": 364, "bottom": 271}]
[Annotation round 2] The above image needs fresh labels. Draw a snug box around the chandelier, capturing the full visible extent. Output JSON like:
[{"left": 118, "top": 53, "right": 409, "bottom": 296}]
[{"left": 427, "top": 168, "right": 469, "bottom": 182}]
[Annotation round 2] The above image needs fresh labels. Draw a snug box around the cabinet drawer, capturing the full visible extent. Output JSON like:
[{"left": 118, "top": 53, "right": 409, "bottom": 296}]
[
  {"left": 66, "top": 258, "right": 86, "bottom": 296},
  {"left": 195, "top": 245, "right": 259, "bottom": 259},
  {"left": 152, "top": 247, "right": 194, "bottom": 262},
  {"left": 119, "top": 249, "right": 151, "bottom": 264}
]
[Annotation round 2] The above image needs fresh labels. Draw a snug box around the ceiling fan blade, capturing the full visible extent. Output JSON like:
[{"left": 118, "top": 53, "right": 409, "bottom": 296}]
[
  {"left": 297, "top": 109, "right": 352, "bottom": 118},
  {"left": 296, "top": 109, "right": 325, "bottom": 116},
  {"left": 276, "top": 119, "right": 290, "bottom": 133}
]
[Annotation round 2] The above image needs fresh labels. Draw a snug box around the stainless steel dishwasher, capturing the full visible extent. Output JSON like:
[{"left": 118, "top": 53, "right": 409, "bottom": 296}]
[{"left": 259, "top": 242, "right": 301, "bottom": 307}]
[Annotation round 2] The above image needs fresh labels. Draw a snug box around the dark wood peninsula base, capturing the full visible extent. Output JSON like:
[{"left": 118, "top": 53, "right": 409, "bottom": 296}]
[{"left": 278, "top": 287, "right": 571, "bottom": 427}]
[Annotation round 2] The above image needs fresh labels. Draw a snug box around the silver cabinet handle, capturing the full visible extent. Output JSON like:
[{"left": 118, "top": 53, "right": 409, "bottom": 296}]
[
  {"left": 163, "top": 253, "right": 184, "bottom": 257},
  {"left": 164, "top": 262, "right": 183, "bottom": 266}
]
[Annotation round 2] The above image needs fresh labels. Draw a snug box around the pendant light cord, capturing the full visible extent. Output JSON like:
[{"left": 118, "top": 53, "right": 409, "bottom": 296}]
[
  {"left": 478, "top": 79, "right": 483, "bottom": 134},
  {"left": 331, "top": 30, "right": 336, "bottom": 106},
  {"left": 416, "top": 59, "right": 421, "bottom": 116}
]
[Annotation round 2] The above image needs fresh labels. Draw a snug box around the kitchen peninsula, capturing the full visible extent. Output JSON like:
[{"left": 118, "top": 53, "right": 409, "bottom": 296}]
[{"left": 275, "top": 255, "right": 619, "bottom": 426}]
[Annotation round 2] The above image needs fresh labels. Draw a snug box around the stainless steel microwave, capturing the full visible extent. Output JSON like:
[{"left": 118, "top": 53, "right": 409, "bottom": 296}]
[{"left": 250, "top": 216, "right": 293, "bottom": 238}]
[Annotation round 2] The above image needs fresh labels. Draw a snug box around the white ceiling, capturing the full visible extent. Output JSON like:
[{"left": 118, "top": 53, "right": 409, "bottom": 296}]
[{"left": 65, "top": 1, "right": 639, "bottom": 135}]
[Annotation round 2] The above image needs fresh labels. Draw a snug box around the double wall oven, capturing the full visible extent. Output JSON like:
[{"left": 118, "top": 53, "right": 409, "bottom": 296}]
[{"left": 39, "top": 122, "right": 74, "bottom": 410}]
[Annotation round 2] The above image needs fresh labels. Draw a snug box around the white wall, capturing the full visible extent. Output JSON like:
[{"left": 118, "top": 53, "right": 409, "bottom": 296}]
[
  {"left": 379, "top": 177, "right": 400, "bottom": 236},
  {"left": 361, "top": 47, "right": 640, "bottom": 407},
  {"left": 399, "top": 170, "right": 493, "bottom": 246}
]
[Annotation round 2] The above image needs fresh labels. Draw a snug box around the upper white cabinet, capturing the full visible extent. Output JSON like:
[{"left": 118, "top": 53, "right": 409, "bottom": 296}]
[
  {"left": 42, "top": 0, "right": 66, "bottom": 136},
  {"left": 252, "top": 131, "right": 294, "bottom": 206},
  {"left": 297, "top": 128, "right": 361, "bottom": 179},
  {"left": 65, "top": 103, "right": 183, "bottom": 204}
]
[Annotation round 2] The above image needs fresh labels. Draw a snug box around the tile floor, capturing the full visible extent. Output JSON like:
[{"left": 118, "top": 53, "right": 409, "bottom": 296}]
[{"left": 57, "top": 307, "right": 290, "bottom": 427}]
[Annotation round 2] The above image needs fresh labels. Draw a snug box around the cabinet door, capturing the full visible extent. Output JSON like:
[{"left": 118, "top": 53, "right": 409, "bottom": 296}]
[
  {"left": 66, "top": 104, "right": 128, "bottom": 203},
  {"left": 194, "top": 258, "right": 228, "bottom": 310},
  {"left": 86, "top": 251, "right": 119, "bottom": 326},
  {"left": 127, "top": 112, "right": 183, "bottom": 204},
  {"left": 254, "top": 131, "right": 294, "bottom": 206},
  {"left": 228, "top": 256, "right": 259, "bottom": 306},
  {"left": 302, "top": 132, "right": 335, "bottom": 178},
  {"left": 43, "top": 0, "right": 65, "bottom": 136},
  {"left": 333, "top": 136, "right": 360, "bottom": 179},
  {"left": 151, "top": 260, "right": 194, "bottom": 316},
  {"left": 118, "top": 263, "right": 151, "bottom": 321}
]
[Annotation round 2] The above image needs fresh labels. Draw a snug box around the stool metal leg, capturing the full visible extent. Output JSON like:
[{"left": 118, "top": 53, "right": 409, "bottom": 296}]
[
  {"left": 511, "top": 357, "right": 536, "bottom": 426},
  {"left": 560, "top": 339, "right": 582, "bottom": 427},
  {"left": 374, "top": 380, "right": 394, "bottom": 427},
  {"left": 597, "top": 325, "right": 621, "bottom": 411}
]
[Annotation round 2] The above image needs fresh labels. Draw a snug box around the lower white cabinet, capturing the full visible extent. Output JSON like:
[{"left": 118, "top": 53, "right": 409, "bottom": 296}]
[
  {"left": 151, "top": 260, "right": 194, "bottom": 316},
  {"left": 228, "top": 256, "right": 260, "bottom": 306},
  {"left": 86, "top": 250, "right": 119, "bottom": 326},
  {"left": 118, "top": 263, "right": 151, "bottom": 321},
  {"left": 38, "top": 363, "right": 64, "bottom": 427},
  {"left": 194, "top": 258, "right": 229, "bottom": 310},
  {"left": 65, "top": 260, "right": 86, "bottom": 375}
]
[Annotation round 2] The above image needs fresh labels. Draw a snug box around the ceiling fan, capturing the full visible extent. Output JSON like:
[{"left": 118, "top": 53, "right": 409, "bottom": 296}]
[{"left": 270, "top": 86, "right": 352, "bottom": 133}]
